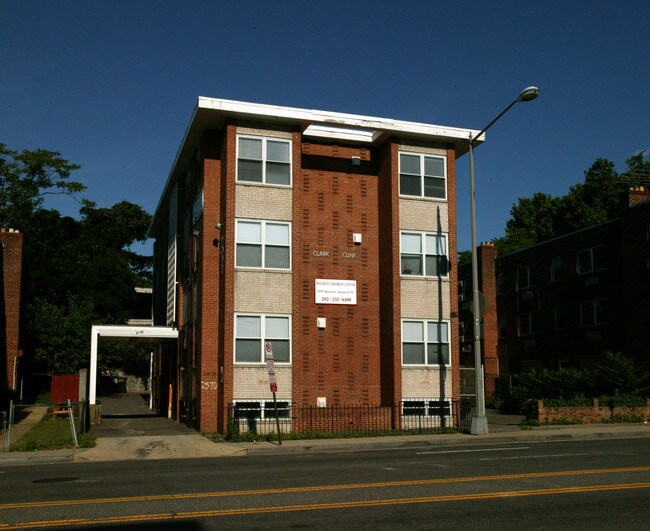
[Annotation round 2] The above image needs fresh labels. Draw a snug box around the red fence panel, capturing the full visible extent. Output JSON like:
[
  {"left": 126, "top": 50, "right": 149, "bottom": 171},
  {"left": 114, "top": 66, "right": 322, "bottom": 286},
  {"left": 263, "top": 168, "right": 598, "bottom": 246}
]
[{"left": 51, "top": 374, "right": 79, "bottom": 404}]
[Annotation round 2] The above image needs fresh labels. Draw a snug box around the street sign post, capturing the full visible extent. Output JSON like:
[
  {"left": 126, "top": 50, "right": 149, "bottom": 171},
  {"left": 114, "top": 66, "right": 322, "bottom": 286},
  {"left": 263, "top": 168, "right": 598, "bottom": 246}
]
[{"left": 264, "top": 342, "right": 282, "bottom": 445}]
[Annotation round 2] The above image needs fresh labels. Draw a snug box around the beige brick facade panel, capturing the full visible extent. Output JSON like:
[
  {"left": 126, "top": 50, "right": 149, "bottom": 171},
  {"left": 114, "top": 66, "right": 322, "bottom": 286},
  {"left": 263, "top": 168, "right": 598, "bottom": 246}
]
[
  {"left": 399, "top": 199, "right": 449, "bottom": 233},
  {"left": 234, "top": 271, "right": 292, "bottom": 313},
  {"left": 400, "top": 279, "right": 450, "bottom": 318},
  {"left": 235, "top": 184, "right": 293, "bottom": 220},
  {"left": 233, "top": 366, "right": 292, "bottom": 400},
  {"left": 401, "top": 367, "right": 452, "bottom": 399}
]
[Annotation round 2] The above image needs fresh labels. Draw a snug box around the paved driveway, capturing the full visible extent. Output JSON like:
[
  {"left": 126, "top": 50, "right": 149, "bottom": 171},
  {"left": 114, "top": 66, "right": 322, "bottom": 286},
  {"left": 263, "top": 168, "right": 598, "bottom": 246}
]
[
  {"left": 77, "top": 393, "right": 245, "bottom": 461},
  {"left": 88, "top": 392, "right": 196, "bottom": 438}
]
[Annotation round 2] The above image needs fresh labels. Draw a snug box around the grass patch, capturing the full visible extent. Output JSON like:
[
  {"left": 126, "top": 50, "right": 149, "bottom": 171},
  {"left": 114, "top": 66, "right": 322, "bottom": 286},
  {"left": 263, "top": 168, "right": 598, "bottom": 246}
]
[
  {"left": 10, "top": 414, "right": 95, "bottom": 451},
  {"left": 201, "top": 432, "right": 226, "bottom": 443}
]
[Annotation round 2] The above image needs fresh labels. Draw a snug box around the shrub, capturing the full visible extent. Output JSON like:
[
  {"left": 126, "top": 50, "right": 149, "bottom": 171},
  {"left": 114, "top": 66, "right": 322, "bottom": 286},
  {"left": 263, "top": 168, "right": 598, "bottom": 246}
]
[
  {"left": 224, "top": 420, "right": 259, "bottom": 442},
  {"left": 543, "top": 395, "right": 592, "bottom": 407},
  {"left": 496, "top": 352, "right": 650, "bottom": 415},
  {"left": 593, "top": 351, "right": 650, "bottom": 396},
  {"left": 600, "top": 393, "right": 646, "bottom": 408}
]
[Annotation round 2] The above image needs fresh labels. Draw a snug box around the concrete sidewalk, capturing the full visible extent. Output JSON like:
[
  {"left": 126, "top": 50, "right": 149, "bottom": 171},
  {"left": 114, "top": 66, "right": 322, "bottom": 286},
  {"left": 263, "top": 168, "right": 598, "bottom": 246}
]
[
  {"left": 1, "top": 394, "right": 649, "bottom": 465},
  {"left": 2, "top": 421, "right": 649, "bottom": 465}
]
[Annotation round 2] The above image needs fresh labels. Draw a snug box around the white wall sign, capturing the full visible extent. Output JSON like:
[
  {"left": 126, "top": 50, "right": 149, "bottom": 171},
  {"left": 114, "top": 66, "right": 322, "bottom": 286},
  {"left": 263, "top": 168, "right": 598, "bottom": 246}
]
[
  {"left": 315, "top": 279, "right": 357, "bottom": 305},
  {"left": 265, "top": 342, "right": 277, "bottom": 393}
]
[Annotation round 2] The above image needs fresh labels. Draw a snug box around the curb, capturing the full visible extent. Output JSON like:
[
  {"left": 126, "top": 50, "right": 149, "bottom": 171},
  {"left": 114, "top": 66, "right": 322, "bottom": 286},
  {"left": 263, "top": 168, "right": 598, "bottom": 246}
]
[
  {"left": 239, "top": 426, "right": 650, "bottom": 456},
  {"left": 0, "top": 453, "right": 76, "bottom": 465},
  {"left": 2, "top": 425, "right": 649, "bottom": 464}
]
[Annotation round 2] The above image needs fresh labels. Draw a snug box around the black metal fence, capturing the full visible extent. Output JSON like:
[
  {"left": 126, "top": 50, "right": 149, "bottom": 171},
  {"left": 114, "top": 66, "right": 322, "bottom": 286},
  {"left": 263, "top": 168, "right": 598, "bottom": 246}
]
[{"left": 228, "top": 399, "right": 476, "bottom": 437}]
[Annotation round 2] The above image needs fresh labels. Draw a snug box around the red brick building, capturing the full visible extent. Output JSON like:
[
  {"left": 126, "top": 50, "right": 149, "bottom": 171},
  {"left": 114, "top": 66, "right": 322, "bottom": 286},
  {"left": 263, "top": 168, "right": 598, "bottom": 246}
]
[
  {"left": 149, "top": 98, "right": 480, "bottom": 433},
  {"left": 457, "top": 242, "right": 500, "bottom": 398},
  {"left": 1, "top": 229, "right": 24, "bottom": 398},
  {"left": 459, "top": 187, "right": 650, "bottom": 393}
]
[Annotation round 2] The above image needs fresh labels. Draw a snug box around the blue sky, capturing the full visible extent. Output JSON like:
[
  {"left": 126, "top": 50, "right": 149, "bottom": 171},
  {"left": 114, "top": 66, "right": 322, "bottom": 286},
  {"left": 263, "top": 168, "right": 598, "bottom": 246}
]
[{"left": 2, "top": 1, "right": 648, "bottom": 254}]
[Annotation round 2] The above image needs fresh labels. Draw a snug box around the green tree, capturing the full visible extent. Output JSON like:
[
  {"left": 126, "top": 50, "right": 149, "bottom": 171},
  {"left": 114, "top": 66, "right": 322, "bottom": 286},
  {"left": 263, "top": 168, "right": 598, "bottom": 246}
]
[
  {"left": 0, "top": 143, "right": 85, "bottom": 230},
  {"left": 32, "top": 295, "right": 95, "bottom": 374},
  {"left": 457, "top": 249, "right": 473, "bottom": 264},
  {"left": 560, "top": 158, "right": 625, "bottom": 231},
  {"left": 498, "top": 156, "right": 637, "bottom": 254},
  {"left": 620, "top": 151, "right": 650, "bottom": 185},
  {"left": 1, "top": 144, "right": 152, "bottom": 377},
  {"left": 593, "top": 351, "right": 650, "bottom": 397},
  {"left": 504, "top": 192, "right": 563, "bottom": 246}
]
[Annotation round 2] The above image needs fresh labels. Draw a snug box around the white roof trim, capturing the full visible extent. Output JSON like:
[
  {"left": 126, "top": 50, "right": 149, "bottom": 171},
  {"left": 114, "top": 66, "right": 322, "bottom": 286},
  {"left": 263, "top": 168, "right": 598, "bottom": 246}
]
[
  {"left": 303, "top": 124, "right": 376, "bottom": 143},
  {"left": 198, "top": 97, "right": 481, "bottom": 143},
  {"left": 92, "top": 325, "right": 178, "bottom": 340},
  {"left": 150, "top": 97, "right": 482, "bottom": 235}
]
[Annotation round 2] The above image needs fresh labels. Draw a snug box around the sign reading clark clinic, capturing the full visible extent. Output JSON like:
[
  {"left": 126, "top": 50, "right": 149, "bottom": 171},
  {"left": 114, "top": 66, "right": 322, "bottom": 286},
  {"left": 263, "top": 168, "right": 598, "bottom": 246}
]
[{"left": 315, "top": 279, "right": 357, "bottom": 305}]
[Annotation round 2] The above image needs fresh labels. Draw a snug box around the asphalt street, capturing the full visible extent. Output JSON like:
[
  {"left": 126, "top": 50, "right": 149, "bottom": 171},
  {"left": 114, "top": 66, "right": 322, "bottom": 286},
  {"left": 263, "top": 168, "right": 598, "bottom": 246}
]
[{"left": 1, "top": 437, "right": 649, "bottom": 529}]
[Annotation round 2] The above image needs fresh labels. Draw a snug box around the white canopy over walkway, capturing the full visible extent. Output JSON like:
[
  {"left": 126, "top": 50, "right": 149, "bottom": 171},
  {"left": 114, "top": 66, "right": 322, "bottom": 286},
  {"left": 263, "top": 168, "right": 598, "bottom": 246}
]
[{"left": 89, "top": 325, "right": 178, "bottom": 405}]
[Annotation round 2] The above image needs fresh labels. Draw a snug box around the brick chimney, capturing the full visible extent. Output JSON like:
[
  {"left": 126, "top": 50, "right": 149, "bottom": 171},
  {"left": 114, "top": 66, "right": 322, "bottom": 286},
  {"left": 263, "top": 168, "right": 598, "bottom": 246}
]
[
  {"left": 1, "top": 228, "right": 24, "bottom": 393},
  {"left": 623, "top": 185, "right": 650, "bottom": 210}
]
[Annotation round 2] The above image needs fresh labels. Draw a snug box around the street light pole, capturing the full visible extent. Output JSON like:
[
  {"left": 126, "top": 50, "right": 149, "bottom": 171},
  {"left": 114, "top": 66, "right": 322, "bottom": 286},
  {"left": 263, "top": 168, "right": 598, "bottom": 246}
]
[{"left": 469, "top": 86, "right": 539, "bottom": 436}]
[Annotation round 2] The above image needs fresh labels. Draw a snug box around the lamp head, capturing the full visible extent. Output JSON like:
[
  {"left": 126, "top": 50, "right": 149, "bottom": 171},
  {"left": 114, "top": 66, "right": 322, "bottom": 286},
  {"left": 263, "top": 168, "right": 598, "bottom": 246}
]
[{"left": 517, "top": 86, "right": 540, "bottom": 102}]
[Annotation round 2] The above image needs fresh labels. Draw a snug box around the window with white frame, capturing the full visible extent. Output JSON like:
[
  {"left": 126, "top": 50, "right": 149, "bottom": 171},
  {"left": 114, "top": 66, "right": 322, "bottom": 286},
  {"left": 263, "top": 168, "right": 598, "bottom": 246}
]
[
  {"left": 402, "top": 320, "right": 450, "bottom": 366},
  {"left": 516, "top": 264, "right": 538, "bottom": 290},
  {"left": 399, "top": 152, "right": 446, "bottom": 199},
  {"left": 236, "top": 220, "right": 291, "bottom": 269},
  {"left": 577, "top": 245, "right": 605, "bottom": 274},
  {"left": 235, "top": 314, "right": 291, "bottom": 363},
  {"left": 233, "top": 401, "right": 291, "bottom": 419},
  {"left": 518, "top": 311, "right": 539, "bottom": 336},
  {"left": 400, "top": 232, "right": 449, "bottom": 277},
  {"left": 581, "top": 299, "right": 608, "bottom": 327},
  {"left": 402, "top": 399, "right": 451, "bottom": 417},
  {"left": 237, "top": 136, "right": 291, "bottom": 185},
  {"left": 554, "top": 306, "right": 566, "bottom": 330}
]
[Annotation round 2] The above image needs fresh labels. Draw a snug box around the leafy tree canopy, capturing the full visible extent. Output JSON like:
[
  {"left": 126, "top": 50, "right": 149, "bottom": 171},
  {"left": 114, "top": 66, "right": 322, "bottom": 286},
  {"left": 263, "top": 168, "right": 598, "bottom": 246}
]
[
  {"left": 0, "top": 143, "right": 85, "bottom": 230},
  {"left": 32, "top": 295, "right": 95, "bottom": 374},
  {"left": 457, "top": 249, "right": 473, "bottom": 264},
  {"left": 494, "top": 154, "right": 650, "bottom": 254},
  {"left": 1, "top": 143, "right": 153, "bottom": 376}
]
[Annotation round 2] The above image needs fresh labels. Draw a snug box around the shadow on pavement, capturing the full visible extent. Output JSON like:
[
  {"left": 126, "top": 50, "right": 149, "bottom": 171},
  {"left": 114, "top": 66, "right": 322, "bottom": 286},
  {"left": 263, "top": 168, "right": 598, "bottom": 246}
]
[{"left": 88, "top": 393, "right": 196, "bottom": 438}]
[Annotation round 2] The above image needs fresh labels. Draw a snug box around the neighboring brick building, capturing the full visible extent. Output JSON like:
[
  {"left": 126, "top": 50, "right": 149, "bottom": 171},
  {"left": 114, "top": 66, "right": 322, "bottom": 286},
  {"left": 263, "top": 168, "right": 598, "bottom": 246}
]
[
  {"left": 457, "top": 242, "right": 500, "bottom": 398},
  {"left": 0, "top": 229, "right": 24, "bottom": 398},
  {"left": 458, "top": 187, "right": 650, "bottom": 392},
  {"left": 149, "top": 97, "right": 480, "bottom": 433}
]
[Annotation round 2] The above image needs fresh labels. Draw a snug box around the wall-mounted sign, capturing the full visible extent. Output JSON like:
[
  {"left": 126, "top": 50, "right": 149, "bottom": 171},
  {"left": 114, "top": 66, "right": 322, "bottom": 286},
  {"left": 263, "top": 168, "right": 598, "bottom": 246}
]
[
  {"left": 315, "top": 279, "right": 357, "bottom": 305},
  {"left": 311, "top": 249, "right": 358, "bottom": 259}
]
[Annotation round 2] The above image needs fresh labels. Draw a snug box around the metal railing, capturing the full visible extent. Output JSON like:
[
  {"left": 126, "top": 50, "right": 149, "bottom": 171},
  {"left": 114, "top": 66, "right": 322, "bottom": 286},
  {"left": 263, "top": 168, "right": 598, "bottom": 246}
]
[{"left": 228, "top": 399, "right": 476, "bottom": 437}]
